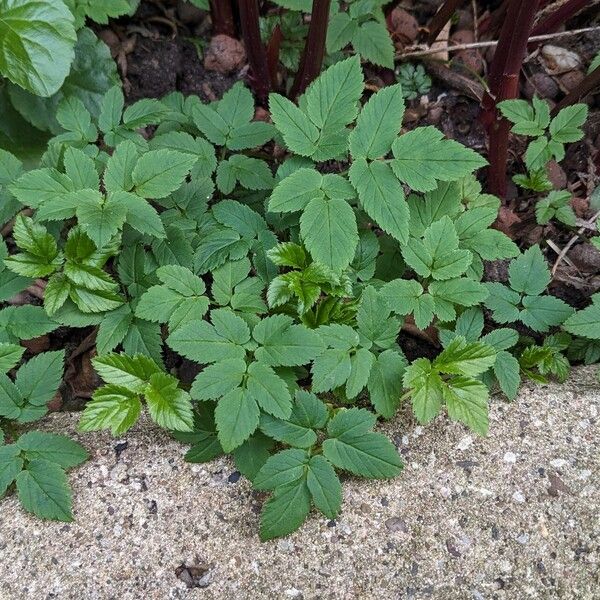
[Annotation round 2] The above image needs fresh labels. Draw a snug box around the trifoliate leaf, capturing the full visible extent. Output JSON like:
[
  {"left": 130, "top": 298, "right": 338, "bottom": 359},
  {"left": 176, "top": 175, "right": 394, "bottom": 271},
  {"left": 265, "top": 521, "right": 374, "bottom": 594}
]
[
  {"left": 433, "top": 337, "right": 496, "bottom": 377},
  {"left": 14, "top": 350, "right": 64, "bottom": 407},
  {"left": 16, "top": 431, "right": 87, "bottom": 468},
  {"left": 508, "top": 246, "right": 551, "bottom": 296},
  {"left": 246, "top": 361, "right": 292, "bottom": 419},
  {"left": 520, "top": 295, "right": 574, "bottom": 332},
  {"left": 145, "top": 372, "right": 194, "bottom": 432},
  {"left": 92, "top": 353, "right": 162, "bottom": 393},
  {"left": 190, "top": 359, "right": 247, "bottom": 401},
  {"left": 403, "top": 358, "right": 444, "bottom": 423}
]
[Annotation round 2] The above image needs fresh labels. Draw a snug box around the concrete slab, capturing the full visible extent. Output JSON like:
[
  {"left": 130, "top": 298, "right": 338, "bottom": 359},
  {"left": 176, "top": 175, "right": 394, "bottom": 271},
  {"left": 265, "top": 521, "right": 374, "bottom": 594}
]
[{"left": 0, "top": 368, "right": 598, "bottom": 599}]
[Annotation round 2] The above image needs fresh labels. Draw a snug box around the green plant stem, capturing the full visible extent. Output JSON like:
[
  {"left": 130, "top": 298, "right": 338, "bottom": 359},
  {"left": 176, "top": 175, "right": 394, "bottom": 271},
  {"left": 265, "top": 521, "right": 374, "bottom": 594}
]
[{"left": 289, "top": 0, "right": 331, "bottom": 100}]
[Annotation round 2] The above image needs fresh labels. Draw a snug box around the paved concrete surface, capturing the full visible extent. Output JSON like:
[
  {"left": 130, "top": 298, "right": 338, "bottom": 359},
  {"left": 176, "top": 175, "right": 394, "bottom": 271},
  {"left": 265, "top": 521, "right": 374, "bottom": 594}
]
[{"left": 0, "top": 368, "right": 598, "bottom": 600}]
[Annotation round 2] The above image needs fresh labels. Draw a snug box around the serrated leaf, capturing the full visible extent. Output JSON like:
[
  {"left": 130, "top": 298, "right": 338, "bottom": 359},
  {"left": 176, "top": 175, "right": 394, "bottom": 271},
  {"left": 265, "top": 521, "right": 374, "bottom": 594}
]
[
  {"left": 16, "top": 459, "right": 73, "bottom": 521},
  {"left": 520, "top": 295, "right": 573, "bottom": 332},
  {"left": 0, "top": 445, "right": 23, "bottom": 496},
  {"left": 312, "top": 348, "right": 352, "bottom": 393},
  {"left": 350, "top": 84, "right": 404, "bottom": 159},
  {"left": 0, "top": 0, "right": 76, "bottom": 96},
  {"left": 190, "top": 358, "right": 247, "bottom": 401},
  {"left": 300, "top": 195, "right": 358, "bottom": 272},
  {"left": 15, "top": 350, "right": 64, "bottom": 407},
  {"left": 391, "top": 126, "right": 487, "bottom": 192},
  {"left": 563, "top": 297, "right": 600, "bottom": 340},
  {"left": 443, "top": 376, "right": 489, "bottom": 435},
  {"left": 306, "top": 455, "right": 342, "bottom": 519},
  {"left": 367, "top": 349, "right": 406, "bottom": 418},
  {"left": 353, "top": 20, "right": 394, "bottom": 69},
  {"left": 132, "top": 150, "right": 196, "bottom": 199},
  {"left": 246, "top": 361, "right": 292, "bottom": 419},
  {"left": 346, "top": 347, "right": 375, "bottom": 399},
  {"left": 404, "top": 358, "right": 444, "bottom": 423},
  {"left": 253, "top": 315, "right": 324, "bottom": 366},
  {"left": 508, "top": 246, "right": 550, "bottom": 296},
  {"left": 232, "top": 432, "right": 273, "bottom": 480},
  {"left": 549, "top": 104, "right": 588, "bottom": 143},
  {"left": 92, "top": 353, "right": 162, "bottom": 393},
  {"left": 268, "top": 168, "right": 323, "bottom": 213},
  {"left": 79, "top": 384, "right": 142, "bottom": 435},
  {"left": 433, "top": 337, "right": 496, "bottom": 377},
  {"left": 269, "top": 93, "right": 319, "bottom": 157},
  {"left": 0, "top": 343, "right": 24, "bottom": 374},
  {"left": 16, "top": 432, "right": 87, "bottom": 468},
  {"left": 493, "top": 350, "right": 520, "bottom": 400},
  {"left": 349, "top": 159, "right": 409, "bottom": 244},
  {"left": 259, "top": 478, "right": 311, "bottom": 541},
  {"left": 214, "top": 387, "right": 260, "bottom": 452},
  {"left": 254, "top": 448, "right": 309, "bottom": 490},
  {"left": 145, "top": 372, "right": 194, "bottom": 432}
]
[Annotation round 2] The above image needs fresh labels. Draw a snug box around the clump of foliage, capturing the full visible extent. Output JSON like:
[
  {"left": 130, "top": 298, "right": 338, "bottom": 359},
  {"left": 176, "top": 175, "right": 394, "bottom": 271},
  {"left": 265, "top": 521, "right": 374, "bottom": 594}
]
[
  {"left": 397, "top": 63, "right": 432, "bottom": 100},
  {"left": 498, "top": 97, "right": 588, "bottom": 195},
  {"left": 1, "top": 2, "right": 599, "bottom": 541}
]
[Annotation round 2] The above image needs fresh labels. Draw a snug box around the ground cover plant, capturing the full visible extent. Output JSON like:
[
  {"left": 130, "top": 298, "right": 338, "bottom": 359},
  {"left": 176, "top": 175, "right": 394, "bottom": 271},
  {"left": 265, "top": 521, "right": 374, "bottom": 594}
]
[{"left": 0, "top": 0, "right": 599, "bottom": 540}]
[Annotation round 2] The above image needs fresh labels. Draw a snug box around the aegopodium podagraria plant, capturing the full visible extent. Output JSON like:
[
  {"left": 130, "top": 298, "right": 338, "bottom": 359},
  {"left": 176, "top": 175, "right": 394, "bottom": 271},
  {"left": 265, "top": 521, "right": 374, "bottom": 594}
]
[{"left": 1, "top": 56, "right": 597, "bottom": 539}]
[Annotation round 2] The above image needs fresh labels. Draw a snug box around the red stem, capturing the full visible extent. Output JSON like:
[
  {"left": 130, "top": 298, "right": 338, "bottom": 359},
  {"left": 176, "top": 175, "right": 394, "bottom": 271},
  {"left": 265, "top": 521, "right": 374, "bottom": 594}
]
[
  {"left": 289, "top": 0, "right": 331, "bottom": 100},
  {"left": 486, "top": 0, "right": 541, "bottom": 198},
  {"left": 209, "top": 0, "right": 236, "bottom": 37},
  {"left": 530, "top": 0, "right": 590, "bottom": 40},
  {"left": 551, "top": 65, "right": 600, "bottom": 114},
  {"left": 238, "top": 0, "right": 271, "bottom": 103},
  {"left": 426, "top": 0, "right": 466, "bottom": 45},
  {"left": 266, "top": 24, "right": 283, "bottom": 90}
]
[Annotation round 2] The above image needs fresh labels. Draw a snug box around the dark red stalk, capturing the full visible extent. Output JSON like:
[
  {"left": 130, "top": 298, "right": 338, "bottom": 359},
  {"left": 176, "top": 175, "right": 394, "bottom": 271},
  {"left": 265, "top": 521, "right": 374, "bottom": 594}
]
[
  {"left": 426, "top": 0, "right": 466, "bottom": 45},
  {"left": 238, "top": 0, "right": 271, "bottom": 103},
  {"left": 551, "top": 66, "right": 600, "bottom": 114},
  {"left": 209, "top": 0, "right": 236, "bottom": 37},
  {"left": 289, "top": 0, "right": 331, "bottom": 100},
  {"left": 486, "top": 0, "right": 541, "bottom": 198},
  {"left": 266, "top": 24, "right": 283, "bottom": 90},
  {"left": 530, "top": 0, "right": 590, "bottom": 39}
]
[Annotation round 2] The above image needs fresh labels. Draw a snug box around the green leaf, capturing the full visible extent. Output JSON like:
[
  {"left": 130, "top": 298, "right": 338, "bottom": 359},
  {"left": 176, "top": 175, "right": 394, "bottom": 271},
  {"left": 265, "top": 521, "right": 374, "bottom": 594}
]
[
  {"left": 253, "top": 315, "right": 324, "bottom": 366},
  {"left": 443, "top": 376, "right": 489, "bottom": 435},
  {"left": 145, "top": 372, "right": 194, "bottom": 432},
  {"left": 214, "top": 387, "right": 260, "bottom": 452},
  {"left": 357, "top": 286, "right": 400, "bottom": 349},
  {"left": 306, "top": 455, "right": 342, "bottom": 519},
  {"left": 520, "top": 295, "right": 573, "bottom": 332},
  {"left": 16, "top": 459, "right": 73, "bottom": 521},
  {"left": 115, "top": 191, "right": 166, "bottom": 239},
  {"left": 353, "top": 20, "right": 394, "bottom": 69},
  {"left": 300, "top": 195, "right": 358, "bottom": 272},
  {"left": 0, "top": 444, "right": 23, "bottom": 496},
  {"left": 268, "top": 168, "right": 323, "bottom": 213},
  {"left": 92, "top": 353, "right": 162, "bottom": 393},
  {"left": 167, "top": 310, "right": 249, "bottom": 363},
  {"left": 0, "top": 343, "right": 24, "bottom": 373},
  {"left": 429, "top": 278, "right": 489, "bottom": 307},
  {"left": 433, "top": 337, "right": 496, "bottom": 377},
  {"left": 259, "top": 478, "right": 311, "bottom": 541},
  {"left": 103, "top": 140, "right": 138, "bottom": 193},
  {"left": 563, "top": 297, "right": 600, "bottom": 340},
  {"left": 79, "top": 384, "right": 142, "bottom": 435},
  {"left": 549, "top": 104, "right": 588, "bottom": 143},
  {"left": 246, "top": 361, "right": 292, "bottom": 419},
  {"left": 484, "top": 283, "right": 521, "bottom": 323},
  {"left": 254, "top": 448, "right": 309, "bottom": 490},
  {"left": 190, "top": 359, "right": 247, "bottom": 401},
  {"left": 304, "top": 55, "right": 363, "bottom": 137},
  {"left": 323, "top": 423, "right": 403, "bottom": 479},
  {"left": 367, "top": 349, "right": 406, "bottom": 418},
  {"left": 16, "top": 431, "right": 87, "bottom": 468},
  {"left": 327, "top": 11, "right": 357, "bottom": 53},
  {"left": 349, "top": 159, "right": 409, "bottom": 245},
  {"left": 132, "top": 150, "right": 196, "bottom": 199},
  {"left": 312, "top": 348, "right": 352, "bottom": 393},
  {"left": 0, "top": 0, "right": 76, "bottom": 96},
  {"left": 76, "top": 189, "right": 127, "bottom": 248},
  {"left": 391, "top": 126, "right": 487, "bottom": 192},
  {"left": 493, "top": 350, "right": 521, "bottom": 400},
  {"left": 269, "top": 93, "right": 319, "bottom": 157},
  {"left": 403, "top": 358, "right": 444, "bottom": 423},
  {"left": 216, "top": 155, "right": 274, "bottom": 193},
  {"left": 232, "top": 432, "right": 273, "bottom": 480},
  {"left": 15, "top": 350, "right": 64, "bottom": 406},
  {"left": 346, "top": 347, "right": 375, "bottom": 399},
  {"left": 508, "top": 246, "right": 550, "bottom": 296}
]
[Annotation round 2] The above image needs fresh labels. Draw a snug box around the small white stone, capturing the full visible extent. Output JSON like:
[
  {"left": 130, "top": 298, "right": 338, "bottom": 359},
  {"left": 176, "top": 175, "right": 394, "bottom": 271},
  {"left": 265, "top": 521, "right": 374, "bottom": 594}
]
[
  {"left": 413, "top": 426, "right": 423, "bottom": 437},
  {"left": 285, "top": 588, "right": 303, "bottom": 598},
  {"left": 457, "top": 436, "right": 473, "bottom": 451},
  {"left": 440, "top": 486, "right": 451, "bottom": 499},
  {"left": 516, "top": 533, "right": 529, "bottom": 544},
  {"left": 503, "top": 452, "right": 517, "bottom": 464},
  {"left": 550, "top": 458, "right": 568, "bottom": 468},
  {"left": 512, "top": 491, "right": 526, "bottom": 503}
]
